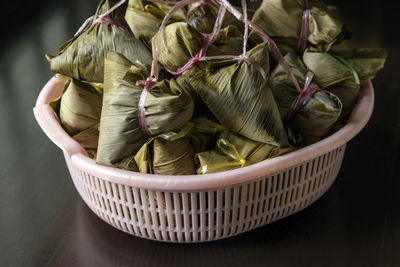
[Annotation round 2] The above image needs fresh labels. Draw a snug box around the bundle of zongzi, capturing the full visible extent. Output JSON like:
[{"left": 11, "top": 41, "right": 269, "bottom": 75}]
[{"left": 44, "top": 0, "right": 386, "bottom": 176}]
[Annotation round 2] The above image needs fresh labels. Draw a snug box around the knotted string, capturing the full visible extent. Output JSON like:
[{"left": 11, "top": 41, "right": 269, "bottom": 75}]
[
  {"left": 74, "top": 0, "right": 127, "bottom": 36},
  {"left": 168, "top": 3, "right": 266, "bottom": 79},
  {"left": 284, "top": 72, "right": 320, "bottom": 122},
  {"left": 217, "top": 0, "right": 302, "bottom": 92},
  {"left": 137, "top": 77, "right": 156, "bottom": 137},
  {"left": 91, "top": 15, "right": 126, "bottom": 29}
]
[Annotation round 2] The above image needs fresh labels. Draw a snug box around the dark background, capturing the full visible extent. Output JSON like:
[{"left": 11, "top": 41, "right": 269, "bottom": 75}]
[{"left": 0, "top": 1, "right": 399, "bottom": 266}]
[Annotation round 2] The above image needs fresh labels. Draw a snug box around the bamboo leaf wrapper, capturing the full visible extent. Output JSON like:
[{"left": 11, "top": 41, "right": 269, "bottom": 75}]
[{"left": 46, "top": 0, "right": 152, "bottom": 83}]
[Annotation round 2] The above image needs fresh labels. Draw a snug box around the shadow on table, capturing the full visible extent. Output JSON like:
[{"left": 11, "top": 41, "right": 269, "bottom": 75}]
[{"left": 32, "top": 183, "right": 348, "bottom": 267}]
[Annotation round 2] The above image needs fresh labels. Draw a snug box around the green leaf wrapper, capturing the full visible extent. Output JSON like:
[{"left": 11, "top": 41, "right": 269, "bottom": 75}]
[
  {"left": 270, "top": 53, "right": 342, "bottom": 145},
  {"left": 72, "top": 124, "right": 99, "bottom": 150},
  {"left": 152, "top": 22, "right": 203, "bottom": 72},
  {"left": 250, "top": 0, "right": 344, "bottom": 53},
  {"left": 125, "top": 0, "right": 185, "bottom": 43},
  {"left": 59, "top": 79, "right": 102, "bottom": 135},
  {"left": 196, "top": 130, "right": 294, "bottom": 174},
  {"left": 46, "top": 0, "right": 152, "bottom": 83},
  {"left": 187, "top": 1, "right": 243, "bottom": 34},
  {"left": 134, "top": 123, "right": 196, "bottom": 175},
  {"left": 189, "top": 42, "right": 289, "bottom": 146},
  {"left": 304, "top": 48, "right": 387, "bottom": 118},
  {"left": 96, "top": 52, "right": 194, "bottom": 165}
]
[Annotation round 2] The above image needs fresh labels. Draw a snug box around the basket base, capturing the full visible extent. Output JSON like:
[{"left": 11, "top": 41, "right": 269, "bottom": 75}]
[{"left": 64, "top": 144, "right": 346, "bottom": 243}]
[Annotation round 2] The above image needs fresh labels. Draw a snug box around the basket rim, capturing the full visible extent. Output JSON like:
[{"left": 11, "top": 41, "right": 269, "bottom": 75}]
[{"left": 34, "top": 77, "right": 374, "bottom": 191}]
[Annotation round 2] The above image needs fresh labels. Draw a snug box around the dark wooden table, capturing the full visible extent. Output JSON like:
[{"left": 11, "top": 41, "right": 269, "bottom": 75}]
[{"left": 1, "top": 1, "right": 399, "bottom": 266}]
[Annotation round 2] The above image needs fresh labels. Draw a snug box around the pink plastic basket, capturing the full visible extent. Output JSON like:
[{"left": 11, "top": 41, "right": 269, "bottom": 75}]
[{"left": 34, "top": 77, "right": 374, "bottom": 242}]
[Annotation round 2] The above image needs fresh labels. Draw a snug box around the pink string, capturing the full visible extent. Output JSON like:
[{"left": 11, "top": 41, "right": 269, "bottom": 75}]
[
  {"left": 241, "top": 0, "right": 248, "bottom": 57},
  {"left": 75, "top": 15, "right": 95, "bottom": 36},
  {"left": 138, "top": 77, "right": 156, "bottom": 137},
  {"left": 91, "top": 15, "right": 126, "bottom": 29},
  {"left": 186, "top": 0, "right": 210, "bottom": 16},
  {"left": 296, "top": 0, "right": 311, "bottom": 53},
  {"left": 164, "top": 4, "right": 226, "bottom": 76},
  {"left": 75, "top": 0, "right": 127, "bottom": 36},
  {"left": 199, "top": 55, "right": 266, "bottom": 80},
  {"left": 167, "top": 50, "right": 204, "bottom": 76},
  {"left": 96, "top": 0, "right": 127, "bottom": 19},
  {"left": 165, "top": 1, "right": 266, "bottom": 80},
  {"left": 216, "top": 0, "right": 302, "bottom": 93},
  {"left": 303, "top": 71, "right": 314, "bottom": 92},
  {"left": 284, "top": 72, "right": 320, "bottom": 122},
  {"left": 151, "top": 0, "right": 198, "bottom": 81}
]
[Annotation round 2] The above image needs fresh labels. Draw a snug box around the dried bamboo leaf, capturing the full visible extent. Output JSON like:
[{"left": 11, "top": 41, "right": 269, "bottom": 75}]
[
  {"left": 291, "top": 90, "right": 342, "bottom": 144},
  {"left": 251, "top": 0, "right": 343, "bottom": 52},
  {"left": 190, "top": 117, "right": 227, "bottom": 153},
  {"left": 187, "top": 1, "right": 243, "bottom": 34},
  {"left": 134, "top": 124, "right": 196, "bottom": 175},
  {"left": 206, "top": 25, "right": 244, "bottom": 57},
  {"left": 195, "top": 130, "right": 294, "bottom": 174},
  {"left": 117, "top": 154, "right": 140, "bottom": 172},
  {"left": 325, "top": 85, "right": 359, "bottom": 120},
  {"left": 152, "top": 22, "right": 203, "bottom": 71},
  {"left": 192, "top": 117, "right": 227, "bottom": 134},
  {"left": 218, "top": 131, "right": 287, "bottom": 164},
  {"left": 175, "top": 70, "right": 208, "bottom": 116},
  {"left": 71, "top": 124, "right": 99, "bottom": 149},
  {"left": 334, "top": 48, "right": 387, "bottom": 84},
  {"left": 153, "top": 137, "right": 196, "bottom": 175},
  {"left": 189, "top": 42, "right": 288, "bottom": 146},
  {"left": 303, "top": 50, "right": 357, "bottom": 89},
  {"left": 270, "top": 53, "right": 342, "bottom": 145},
  {"left": 125, "top": 0, "right": 185, "bottom": 42},
  {"left": 59, "top": 79, "right": 102, "bottom": 135},
  {"left": 196, "top": 151, "right": 241, "bottom": 174},
  {"left": 153, "top": 22, "right": 245, "bottom": 72},
  {"left": 304, "top": 48, "right": 387, "bottom": 118},
  {"left": 96, "top": 52, "right": 194, "bottom": 165},
  {"left": 46, "top": 0, "right": 152, "bottom": 83}
]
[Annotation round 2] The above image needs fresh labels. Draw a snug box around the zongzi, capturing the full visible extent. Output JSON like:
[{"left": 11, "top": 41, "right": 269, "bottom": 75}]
[
  {"left": 303, "top": 48, "right": 387, "bottom": 118},
  {"left": 195, "top": 130, "right": 293, "bottom": 174},
  {"left": 187, "top": 42, "right": 289, "bottom": 146},
  {"left": 125, "top": 0, "right": 185, "bottom": 43},
  {"left": 134, "top": 123, "right": 196, "bottom": 175},
  {"left": 270, "top": 53, "right": 342, "bottom": 145},
  {"left": 250, "top": 0, "right": 344, "bottom": 53},
  {"left": 46, "top": 0, "right": 152, "bottom": 83},
  {"left": 59, "top": 79, "right": 102, "bottom": 135},
  {"left": 96, "top": 52, "right": 194, "bottom": 165},
  {"left": 187, "top": 1, "right": 243, "bottom": 34}
]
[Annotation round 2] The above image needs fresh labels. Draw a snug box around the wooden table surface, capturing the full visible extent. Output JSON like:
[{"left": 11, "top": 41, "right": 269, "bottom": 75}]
[{"left": 0, "top": 1, "right": 399, "bottom": 266}]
